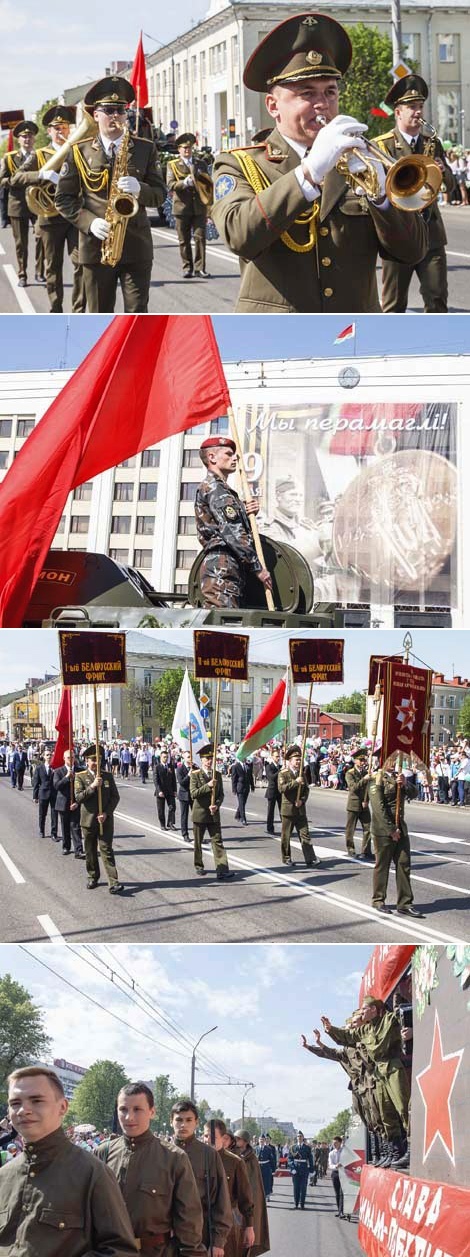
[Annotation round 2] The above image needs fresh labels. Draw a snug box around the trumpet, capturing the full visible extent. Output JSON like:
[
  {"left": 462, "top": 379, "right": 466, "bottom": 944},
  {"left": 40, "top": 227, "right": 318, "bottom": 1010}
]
[{"left": 316, "top": 115, "right": 442, "bottom": 212}]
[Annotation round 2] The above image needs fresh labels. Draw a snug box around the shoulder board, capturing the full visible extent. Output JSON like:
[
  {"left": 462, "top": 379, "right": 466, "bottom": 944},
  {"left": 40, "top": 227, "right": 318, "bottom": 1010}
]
[
  {"left": 130, "top": 135, "right": 153, "bottom": 146},
  {"left": 374, "top": 130, "right": 395, "bottom": 142},
  {"left": 229, "top": 143, "right": 266, "bottom": 153}
]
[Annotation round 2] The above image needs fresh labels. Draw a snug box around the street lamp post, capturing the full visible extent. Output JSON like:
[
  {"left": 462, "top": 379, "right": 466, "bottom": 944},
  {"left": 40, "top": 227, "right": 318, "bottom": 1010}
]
[
  {"left": 241, "top": 1083, "right": 254, "bottom": 1126},
  {"left": 190, "top": 1026, "right": 218, "bottom": 1101}
]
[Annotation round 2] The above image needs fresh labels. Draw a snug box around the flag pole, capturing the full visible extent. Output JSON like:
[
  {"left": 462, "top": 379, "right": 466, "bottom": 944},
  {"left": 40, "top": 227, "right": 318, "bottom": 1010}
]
[
  {"left": 395, "top": 634, "right": 412, "bottom": 826},
  {"left": 227, "top": 404, "right": 275, "bottom": 611},
  {"left": 211, "top": 679, "right": 222, "bottom": 807},
  {"left": 93, "top": 687, "right": 104, "bottom": 836},
  {"left": 368, "top": 668, "right": 382, "bottom": 776},
  {"left": 136, "top": 86, "right": 140, "bottom": 136},
  {"left": 283, "top": 667, "right": 291, "bottom": 765},
  {"left": 296, "top": 679, "right": 313, "bottom": 806},
  {"left": 68, "top": 687, "right": 75, "bottom": 806}
]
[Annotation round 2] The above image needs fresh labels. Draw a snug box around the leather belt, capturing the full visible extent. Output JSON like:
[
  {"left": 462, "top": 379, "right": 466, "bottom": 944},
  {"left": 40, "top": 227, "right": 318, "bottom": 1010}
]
[{"left": 137, "top": 1234, "right": 171, "bottom": 1252}]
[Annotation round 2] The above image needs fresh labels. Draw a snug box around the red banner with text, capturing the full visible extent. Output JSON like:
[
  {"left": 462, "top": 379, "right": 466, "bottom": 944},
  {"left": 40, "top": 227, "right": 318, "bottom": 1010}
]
[
  {"left": 358, "top": 1166, "right": 470, "bottom": 1257},
  {"left": 359, "top": 946, "right": 415, "bottom": 1006},
  {"left": 381, "top": 661, "right": 432, "bottom": 766}
]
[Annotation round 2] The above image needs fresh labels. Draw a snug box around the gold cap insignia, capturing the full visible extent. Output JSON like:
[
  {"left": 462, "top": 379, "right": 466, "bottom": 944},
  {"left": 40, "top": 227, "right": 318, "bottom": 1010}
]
[
  {"left": 307, "top": 50, "right": 323, "bottom": 65},
  {"left": 302, "top": 16, "right": 317, "bottom": 25}
]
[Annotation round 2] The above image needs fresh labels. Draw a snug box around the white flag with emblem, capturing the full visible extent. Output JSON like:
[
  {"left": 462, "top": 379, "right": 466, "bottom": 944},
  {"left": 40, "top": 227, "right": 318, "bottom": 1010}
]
[{"left": 171, "top": 669, "right": 207, "bottom": 762}]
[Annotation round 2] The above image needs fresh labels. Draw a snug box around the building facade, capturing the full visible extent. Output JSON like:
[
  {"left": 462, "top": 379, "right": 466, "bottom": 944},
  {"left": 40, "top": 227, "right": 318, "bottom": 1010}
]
[{"left": 430, "top": 672, "right": 470, "bottom": 742}]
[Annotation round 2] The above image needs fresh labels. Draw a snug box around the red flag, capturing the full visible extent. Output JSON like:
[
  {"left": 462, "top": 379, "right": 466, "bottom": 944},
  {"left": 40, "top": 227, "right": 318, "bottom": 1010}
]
[
  {"left": 129, "top": 31, "right": 149, "bottom": 109},
  {"left": 334, "top": 322, "right": 355, "bottom": 344},
  {"left": 381, "top": 660, "right": 433, "bottom": 767},
  {"left": 0, "top": 315, "right": 230, "bottom": 627},
  {"left": 7, "top": 129, "right": 14, "bottom": 152},
  {"left": 50, "top": 688, "right": 72, "bottom": 769}
]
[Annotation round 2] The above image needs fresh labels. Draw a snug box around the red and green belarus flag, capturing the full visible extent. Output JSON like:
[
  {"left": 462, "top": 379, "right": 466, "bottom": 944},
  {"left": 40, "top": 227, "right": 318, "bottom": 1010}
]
[{"left": 236, "top": 671, "right": 289, "bottom": 761}]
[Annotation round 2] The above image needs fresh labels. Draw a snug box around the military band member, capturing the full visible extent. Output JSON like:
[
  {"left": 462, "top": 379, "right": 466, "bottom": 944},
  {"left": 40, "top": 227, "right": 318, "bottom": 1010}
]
[
  {"left": 74, "top": 744, "right": 123, "bottom": 893},
  {"left": 1, "top": 1066, "right": 138, "bottom": 1257},
  {"left": 210, "top": 12, "right": 427, "bottom": 313},
  {"left": 344, "top": 747, "right": 372, "bottom": 859},
  {"left": 97, "top": 1083, "right": 205, "bottom": 1257},
  {"left": 12, "top": 105, "right": 85, "bottom": 313},
  {"left": 195, "top": 436, "right": 272, "bottom": 609},
  {"left": 55, "top": 75, "right": 166, "bottom": 312},
  {"left": 376, "top": 75, "right": 455, "bottom": 312},
  {"left": 369, "top": 769, "right": 423, "bottom": 917},
  {"left": 0, "top": 120, "right": 44, "bottom": 286},
  {"left": 278, "top": 744, "right": 320, "bottom": 868},
  {"left": 166, "top": 132, "right": 211, "bottom": 278},
  {"left": 190, "top": 744, "right": 234, "bottom": 879},
  {"left": 171, "top": 1101, "right": 233, "bottom": 1257}
]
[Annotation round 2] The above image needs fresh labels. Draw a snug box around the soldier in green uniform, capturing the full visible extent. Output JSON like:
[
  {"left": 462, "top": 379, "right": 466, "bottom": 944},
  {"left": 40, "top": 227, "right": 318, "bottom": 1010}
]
[
  {"left": 55, "top": 75, "right": 166, "bottom": 312},
  {"left": 203, "top": 1119, "right": 255, "bottom": 1257},
  {"left": 12, "top": 105, "right": 86, "bottom": 313},
  {"left": 195, "top": 436, "right": 272, "bottom": 608},
  {"left": 170, "top": 1101, "right": 233, "bottom": 1257},
  {"left": 96, "top": 1082, "right": 205, "bottom": 1256},
  {"left": 74, "top": 744, "right": 123, "bottom": 893},
  {"left": 375, "top": 75, "right": 455, "bottom": 312},
  {"left": 210, "top": 12, "right": 427, "bottom": 313},
  {"left": 0, "top": 120, "right": 44, "bottom": 286},
  {"left": 190, "top": 744, "right": 234, "bottom": 879},
  {"left": 166, "top": 132, "right": 211, "bottom": 278},
  {"left": 1, "top": 1065, "right": 138, "bottom": 1256},
  {"left": 278, "top": 744, "right": 321, "bottom": 868},
  {"left": 344, "top": 748, "right": 372, "bottom": 859},
  {"left": 232, "top": 1132, "right": 270, "bottom": 1256},
  {"left": 369, "top": 769, "right": 423, "bottom": 917}
]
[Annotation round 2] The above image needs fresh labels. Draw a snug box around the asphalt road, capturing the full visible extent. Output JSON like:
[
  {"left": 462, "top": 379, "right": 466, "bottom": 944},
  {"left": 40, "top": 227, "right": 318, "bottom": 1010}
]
[
  {"left": 265, "top": 1175, "right": 363, "bottom": 1256},
  {"left": 0, "top": 773, "right": 468, "bottom": 945},
  {"left": 0, "top": 207, "right": 468, "bottom": 312}
]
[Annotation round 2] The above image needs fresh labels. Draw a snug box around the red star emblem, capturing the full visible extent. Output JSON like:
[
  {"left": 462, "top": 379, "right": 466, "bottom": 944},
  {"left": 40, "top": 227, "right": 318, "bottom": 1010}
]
[{"left": 415, "top": 1011, "right": 464, "bottom": 1164}]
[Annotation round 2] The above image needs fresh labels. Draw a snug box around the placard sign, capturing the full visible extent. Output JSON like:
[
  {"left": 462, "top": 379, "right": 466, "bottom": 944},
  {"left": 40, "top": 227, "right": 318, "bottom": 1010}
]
[
  {"left": 194, "top": 631, "right": 249, "bottom": 681},
  {"left": 368, "top": 654, "right": 403, "bottom": 696},
  {"left": 289, "top": 638, "right": 344, "bottom": 685},
  {"left": 59, "top": 632, "right": 127, "bottom": 686}
]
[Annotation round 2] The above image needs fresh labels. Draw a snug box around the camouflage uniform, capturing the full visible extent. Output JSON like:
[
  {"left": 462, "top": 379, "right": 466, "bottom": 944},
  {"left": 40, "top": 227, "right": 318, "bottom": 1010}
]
[
  {"left": 278, "top": 766, "right": 317, "bottom": 866},
  {"left": 195, "top": 471, "right": 262, "bottom": 608}
]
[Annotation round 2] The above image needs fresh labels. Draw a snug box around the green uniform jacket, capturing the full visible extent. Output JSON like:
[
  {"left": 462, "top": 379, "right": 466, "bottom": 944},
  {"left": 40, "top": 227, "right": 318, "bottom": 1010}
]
[
  {"left": 166, "top": 158, "right": 209, "bottom": 217},
  {"left": 74, "top": 769, "right": 120, "bottom": 823},
  {"left": 278, "top": 766, "right": 309, "bottom": 816},
  {"left": 345, "top": 767, "right": 369, "bottom": 814},
  {"left": 236, "top": 1148, "right": 269, "bottom": 1257},
  {"left": 374, "top": 126, "right": 454, "bottom": 250},
  {"left": 0, "top": 1127, "right": 138, "bottom": 1256},
  {"left": 210, "top": 127, "right": 428, "bottom": 312},
  {"left": 368, "top": 775, "right": 417, "bottom": 839},
  {"left": 12, "top": 146, "right": 76, "bottom": 234},
  {"left": 171, "top": 1137, "right": 232, "bottom": 1251},
  {"left": 189, "top": 768, "right": 224, "bottom": 823},
  {"left": 96, "top": 1130, "right": 205, "bottom": 1254},
  {"left": 327, "top": 1011, "right": 404, "bottom": 1078},
  {"left": 0, "top": 150, "right": 32, "bottom": 218},
  {"left": 55, "top": 135, "right": 165, "bottom": 264},
  {"left": 218, "top": 1149, "right": 254, "bottom": 1257}
]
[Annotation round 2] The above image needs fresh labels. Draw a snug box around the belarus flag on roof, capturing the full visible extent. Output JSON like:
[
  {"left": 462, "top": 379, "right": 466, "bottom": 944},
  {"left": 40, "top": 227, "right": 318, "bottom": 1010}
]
[{"left": 334, "top": 323, "right": 356, "bottom": 344}]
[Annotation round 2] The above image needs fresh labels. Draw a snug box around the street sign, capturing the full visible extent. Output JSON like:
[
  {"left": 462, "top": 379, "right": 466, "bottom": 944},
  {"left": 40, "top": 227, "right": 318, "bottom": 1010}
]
[
  {"left": 200, "top": 706, "right": 209, "bottom": 719},
  {"left": 199, "top": 693, "right": 210, "bottom": 707},
  {"left": 170, "top": 120, "right": 179, "bottom": 130}
]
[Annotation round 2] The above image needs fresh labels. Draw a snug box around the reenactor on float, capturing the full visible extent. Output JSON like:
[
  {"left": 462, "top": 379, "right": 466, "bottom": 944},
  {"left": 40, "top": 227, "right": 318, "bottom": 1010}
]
[
  {"left": 166, "top": 132, "right": 211, "bottom": 278},
  {"left": 0, "top": 121, "right": 45, "bottom": 286},
  {"left": 369, "top": 768, "right": 423, "bottom": 917},
  {"left": 194, "top": 435, "right": 272, "bottom": 608},
  {"left": 344, "top": 747, "right": 373, "bottom": 859},
  {"left": 74, "top": 744, "right": 124, "bottom": 893},
  {"left": 375, "top": 75, "right": 455, "bottom": 312},
  {"left": 11, "top": 105, "right": 86, "bottom": 312},
  {"left": 278, "top": 744, "right": 321, "bottom": 869},
  {"left": 190, "top": 743, "right": 234, "bottom": 879},
  {"left": 210, "top": 11, "right": 427, "bottom": 312}
]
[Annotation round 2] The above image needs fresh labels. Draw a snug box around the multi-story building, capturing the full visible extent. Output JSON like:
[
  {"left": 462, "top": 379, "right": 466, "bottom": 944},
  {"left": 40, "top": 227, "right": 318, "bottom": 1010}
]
[
  {"left": 430, "top": 672, "right": 470, "bottom": 743},
  {"left": 52, "top": 1058, "right": 88, "bottom": 1100}
]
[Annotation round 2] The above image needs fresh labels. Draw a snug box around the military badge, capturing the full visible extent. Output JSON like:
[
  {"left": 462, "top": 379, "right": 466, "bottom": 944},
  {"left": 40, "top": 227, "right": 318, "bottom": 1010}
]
[
  {"left": 307, "top": 50, "right": 322, "bottom": 65},
  {"left": 225, "top": 505, "right": 238, "bottom": 520},
  {"left": 60, "top": 161, "right": 69, "bottom": 175},
  {"left": 215, "top": 174, "right": 236, "bottom": 200}
]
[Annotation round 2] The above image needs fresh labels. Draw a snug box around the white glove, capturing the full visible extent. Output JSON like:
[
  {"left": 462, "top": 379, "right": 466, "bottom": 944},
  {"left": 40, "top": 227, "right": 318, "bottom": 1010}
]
[
  {"left": 117, "top": 175, "right": 140, "bottom": 197},
  {"left": 40, "top": 168, "right": 59, "bottom": 185},
  {"left": 90, "top": 218, "right": 110, "bottom": 240},
  {"left": 348, "top": 153, "right": 386, "bottom": 200},
  {"left": 304, "top": 114, "right": 368, "bottom": 186},
  {"left": 184, "top": 174, "right": 194, "bottom": 187}
]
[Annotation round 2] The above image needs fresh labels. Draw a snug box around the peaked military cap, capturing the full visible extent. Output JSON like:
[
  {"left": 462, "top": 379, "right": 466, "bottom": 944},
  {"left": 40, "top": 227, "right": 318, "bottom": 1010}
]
[
  {"left": 276, "top": 475, "right": 299, "bottom": 494},
  {"left": 42, "top": 105, "right": 76, "bottom": 127},
  {"left": 351, "top": 747, "right": 368, "bottom": 759},
  {"left": 13, "top": 120, "right": 38, "bottom": 138},
  {"left": 199, "top": 436, "right": 236, "bottom": 453},
  {"left": 83, "top": 743, "right": 104, "bottom": 759},
  {"left": 244, "top": 12, "right": 352, "bottom": 92},
  {"left": 176, "top": 132, "right": 197, "bottom": 147},
  {"left": 84, "top": 76, "right": 135, "bottom": 109},
  {"left": 385, "top": 74, "right": 428, "bottom": 110},
  {"left": 198, "top": 744, "right": 215, "bottom": 759},
  {"left": 285, "top": 743, "right": 301, "bottom": 760}
]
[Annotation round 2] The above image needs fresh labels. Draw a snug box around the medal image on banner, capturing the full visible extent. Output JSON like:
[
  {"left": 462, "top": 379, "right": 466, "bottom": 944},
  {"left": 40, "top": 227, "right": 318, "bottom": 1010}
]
[
  {"left": 193, "top": 630, "right": 249, "bottom": 680},
  {"left": 289, "top": 637, "right": 344, "bottom": 684}
]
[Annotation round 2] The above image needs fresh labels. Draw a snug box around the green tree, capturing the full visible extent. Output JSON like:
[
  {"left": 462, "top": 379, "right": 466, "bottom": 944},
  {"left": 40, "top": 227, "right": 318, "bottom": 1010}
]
[
  {"left": 72, "top": 1060, "right": 129, "bottom": 1131},
  {"left": 457, "top": 694, "right": 470, "bottom": 738},
  {"left": 153, "top": 1074, "right": 180, "bottom": 1133},
  {"left": 267, "top": 1125, "right": 286, "bottom": 1145},
  {"left": 316, "top": 1108, "right": 352, "bottom": 1143},
  {"left": 324, "top": 690, "right": 365, "bottom": 714},
  {"left": 151, "top": 667, "right": 197, "bottom": 735},
  {"left": 33, "top": 98, "right": 59, "bottom": 150},
  {"left": 0, "top": 974, "right": 51, "bottom": 1106},
  {"left": 242, "top": 1116, "right": 261, "bottom": 1140},
  {"left": 341, "top": 25, "right": 394, "bottom": 139},
  {"left": 126, "top": 680, "right": 152, "bottom": 737}
]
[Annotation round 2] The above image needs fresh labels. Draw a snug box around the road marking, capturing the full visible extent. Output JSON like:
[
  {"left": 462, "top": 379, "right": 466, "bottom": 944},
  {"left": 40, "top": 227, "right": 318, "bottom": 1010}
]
[
  {"left": 37, "top": 914, "right": 66, "bottom": 943},
  {"left": 410, "top": 829, "right": 470, "bottom": 848},
  {"left": 0, "top": 242, "right": 5, "bottom": 255},
  {"left": 0, "top": 843, "right": 25, "bottom": 884},
  {"left": 446, "top": 250, "right": 470, "bottom": 259},
  {"left": 3, "top": 264, "right": 36, "bottom": 312},
  {"left": 114, "top": 809, "right": 465, "bottom": 945},
  {"left": 151, "top": 227, "right": 239, "bottom": 266}
]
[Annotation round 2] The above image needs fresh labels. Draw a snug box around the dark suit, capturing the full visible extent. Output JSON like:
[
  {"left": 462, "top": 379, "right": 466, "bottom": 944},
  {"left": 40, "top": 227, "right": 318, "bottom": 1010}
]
[
  {"left": 154, "top": 760, "right": 177, "bottom": 828},
  {"left": 55, "top": 133, "right": 166, "bottom": 311},
  {"left": 176, "top": 761, "right": 192, "bottom": 838},
  {"left": 10, "top": 750, "right": 28, "bottom": 791},
  {"left": 32, "top": 763, "right": 58, "bottom": 837},
  {"left": 231, "top": 760, "right": 254, "bottom": 823},
  {"left": 265, "top": 759, "right": 282, "bottom": 833},
  {"left": 53, "top": 765, "right": 84, "bottom": 854}
]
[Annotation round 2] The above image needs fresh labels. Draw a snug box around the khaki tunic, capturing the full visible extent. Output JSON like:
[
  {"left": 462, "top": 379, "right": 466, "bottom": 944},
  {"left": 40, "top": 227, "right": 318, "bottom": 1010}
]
[
  {"left": 171, "top": 1137, "right": 232, "bottom": 1252},
  {"left": 12, "top": 145, "right": 84, "bottom": 313},
  {"left": 235, "top": 1148, "right": 269, "bottom": 1257},
  {"left": 55, "top": 135, "right": 165, "bottom": 265},
  {"left": 166, "top": 158, "right": 209, "bottom": 218},
  {"left": 0, "top": 1127, "right": 138, "bottom": 1256},
  {"left": 218, "top": 1149, "right": 254, "bottom": 1257},
  {"left": 96, "top": 1131, "right": 205, "bottom": 1255},
  {"left": 210, "top": 127, "right": 428, "bottom": 312}
]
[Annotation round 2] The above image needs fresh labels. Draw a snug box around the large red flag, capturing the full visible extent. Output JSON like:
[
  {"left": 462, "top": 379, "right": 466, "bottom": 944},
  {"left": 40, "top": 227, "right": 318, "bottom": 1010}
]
[
  {"left": 50, "top": 688, "right": 72, "bottom": 769},
  {"left": 0, "top": 315, "right": 230, "bottom": 626},
  {"left": 129, "top": 31, "right": 149, "bottom": 109}
]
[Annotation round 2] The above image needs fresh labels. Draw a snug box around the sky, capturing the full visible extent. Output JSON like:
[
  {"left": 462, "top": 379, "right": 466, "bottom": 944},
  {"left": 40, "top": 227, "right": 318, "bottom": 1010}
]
[
  {"left": 1, "top": 627, "right": 468, "bottom": 702},
  {"left": 0, "top": 942, "right": 373, "bottom": 1129},
  {"left": 0, "top": 316, "right": 469, "bottom": 373}
]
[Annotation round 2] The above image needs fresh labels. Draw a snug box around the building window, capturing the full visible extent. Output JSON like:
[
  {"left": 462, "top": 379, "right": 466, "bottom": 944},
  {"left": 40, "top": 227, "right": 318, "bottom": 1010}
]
[
  {"left": 144, "top": 671, "right": 152, "bottom": 687},
  {"left": 114, "top": 482, "right": 134, "bottom": 502},
  {"left": 0, "top": 451, "right": 8, "bottom": 469},
  {"left": 231, "top": 33, "right": 238, "bottom": 61},
  {"left": 180, "top": 482, "right": 198, "bottom": 501},
  {"left": 210, "top": 415, "right": 229, "bottom": 434},
  {"left": 17, "top": 418, "right": 35, "bottom": 437},
  {"left": 242, "top": 679, "right": 253, "bottom": 693},
  {"left": 136, "top": 516, "right": 155, "bottom": 535},
  {"left": 200, "top": 50, "right": 206, "bottom": 76},
  {"left": 178, "top": 515, "right": 197, "bottom": 534},
  {"left": 175, "top": 583, "right": 187, "bottom": 594},
  {"left": 438, "top": 34, "right": 456, "bottom": 63},
  {"left": 191, "top": 55, "right": 197, "bottom": 78},
  {"left": 0, "top": 420, "right": 12, "bottom": 436},
  {"left": 109, "top": 548, "right": 129, "bottom": 564},
  {"left": 402, "top": 33, "right": 420, "bottom": 62},
  {"left": 447, "top": 695, "right": 455, "bottom": 707},
  {"left": 142, "top": 448, "right": 160, "bottom": 468},
  {"left": 74, "top": 482, "right": 93, "bottom": 501},
  {"left": 241, "top": 708, "right": 252, "bottom": 736},
  {"left": 183, "top": 449, "right": 201, "bottom": 468},
  {"left": 111, "top": 516, "right": 131, "bottom": 534},
  {"left": 176, "top": 549, "right": 197, "bottom": 570},
  {"left": 222, "top": 680, "right": 231, "bottom": 692},
  {"left": 439, "top": 715, "right": 445, "bottom": 725},
  {"left": 134, "top": 549, "right": 152, "bottom": 569},
  {"left": 56, "top": 515, "right": 65, "bottom": 533},
  {"left": 262, "top": 678, "right": 273, "bottom": 695},
  {"left": 139, "top": 482, "right": 158, "bottom": 502},
  {"left": 70, "top": 516, "right": 89, "bottom": 534},
  {"left": 118, "top": 457, "right": 136, "bottom": 468}
]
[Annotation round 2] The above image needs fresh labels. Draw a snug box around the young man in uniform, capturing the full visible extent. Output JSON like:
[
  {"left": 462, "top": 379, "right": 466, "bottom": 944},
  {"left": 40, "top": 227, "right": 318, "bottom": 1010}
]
[
  {"left": 195, "top": 436, "right": 272, "bottom": 609},
  {"left": 170, "top": 1101, "right": 233, "bottom": 1257},
  {"left": 369, "top": 768, "right": 423, "bottom": 917},
  {"left": 166, "top": 133, "right": 211, "bottom": 278},
  {"left": 74, "top": 744, "right": 123, "bottom": 893},
  {"left": 233, "top": 1130, "right": 270, "bottom": 1254},
  {"left": 190, "top": 744, "right": 234, "bottom": 879},
  {"left": 344, "top": 747, "right": 372, "bottom": 859},
  {"left": 203, "top": 1118, "right": 255, "bottom": 1257},
  {"left": 278, "top": 744, "right": 321, "bottom": 868},
  {"left": 0, "top": 121, "right": 44, "bottom": 286}
]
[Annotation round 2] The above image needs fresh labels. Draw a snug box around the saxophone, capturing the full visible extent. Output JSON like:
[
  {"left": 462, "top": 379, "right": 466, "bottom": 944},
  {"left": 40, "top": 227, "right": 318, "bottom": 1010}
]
[{"left": 101, "top": 125, "right": 139, "bottom": 267}]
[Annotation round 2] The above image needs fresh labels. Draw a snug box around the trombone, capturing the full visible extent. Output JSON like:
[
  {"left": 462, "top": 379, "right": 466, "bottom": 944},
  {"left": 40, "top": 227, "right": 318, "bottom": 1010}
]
[{"left": 317, "top": 115, "right": 442, "bottom": 211}]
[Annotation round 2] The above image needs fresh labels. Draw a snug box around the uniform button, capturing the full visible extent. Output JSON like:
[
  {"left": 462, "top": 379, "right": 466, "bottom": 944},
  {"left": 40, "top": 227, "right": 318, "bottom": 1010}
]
[
  {"left": 29, "top": 1171, "right": 35, "bottom": 1178},
  {"left": 152, "top": 1189, "right": 156, "bottom": 1194},
  {"left": 59, "top": 1222, "right": 65, "bottom": 1229},
  {"left": 319, "top": 226, "right": 329, "bottom": 236},
  {"left": 324, "top": 288, "right": 333, "bottom": 297},
  {"left": 321, "top": 257, "right": 331, "bottom": 267}
]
